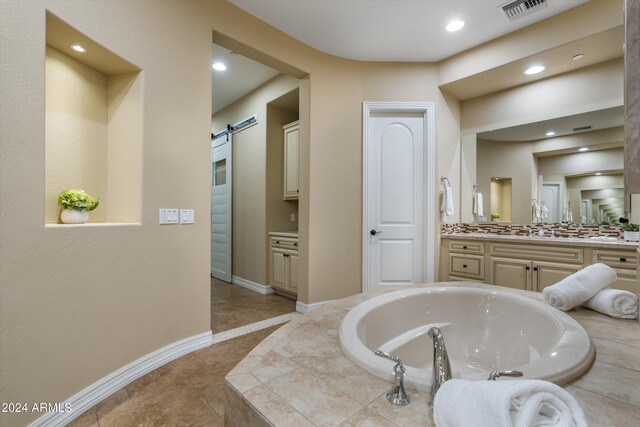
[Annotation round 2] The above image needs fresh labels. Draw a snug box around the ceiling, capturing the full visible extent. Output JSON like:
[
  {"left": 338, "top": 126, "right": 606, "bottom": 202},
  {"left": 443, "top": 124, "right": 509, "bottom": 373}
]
[
  {"left": 477, "top": 106, "right": 625, "bottom": 142},
  {"left": 211, "top": 44, "right": 280, "bottom": 114},
  {"left": 229, "top": 0, "right": 588, "bottom": 62}
]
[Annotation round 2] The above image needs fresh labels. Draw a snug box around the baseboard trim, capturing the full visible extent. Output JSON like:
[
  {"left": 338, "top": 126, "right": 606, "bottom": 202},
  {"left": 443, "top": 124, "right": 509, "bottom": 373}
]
[
  {"left": 29, "top": 330, "right": 213, "bottom": 427},
  {"left": 296, "top": 299, "right": 335, "bottom": 314},
  {"left": 232, "top": 275, "right": 274, "bottom": 295}
]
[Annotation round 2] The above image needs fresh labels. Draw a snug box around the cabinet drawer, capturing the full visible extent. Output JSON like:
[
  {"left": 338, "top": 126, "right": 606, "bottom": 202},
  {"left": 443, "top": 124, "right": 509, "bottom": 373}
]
[
  {"left": 270, "top": 237, "right": 299, "bottom": 251},
  {"left": 489, "top": 243, "right": 583, "bottom": 264},
  {"left": 448, "top": 240, "right": 484, "bottom": 255},
  {"left": 592, "top": 249, "right": 637, "bottom": 270},
  {"left": 449, "top": 254, "right": 484, "bottom": 280},
  {"left": 610, "top": 268, "right": 638, "bottom": 293}
]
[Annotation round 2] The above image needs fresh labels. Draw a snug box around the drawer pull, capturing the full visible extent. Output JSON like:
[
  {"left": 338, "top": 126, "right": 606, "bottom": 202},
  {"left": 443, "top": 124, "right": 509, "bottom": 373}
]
[
  {"left": 462, "top": 264, "right": 467, "bottom": 268},
  {"left": 526, "top": 266, "right": 530, "bottom": 270},
  {"left": 620, "top": 258, "right": 627, "bottom": 262},
  {"left": 294, "top": 242, "right": 298, "bottom": 246},
  {"left": 463, "top": 246, "right": 468, "bottom": 249},
  {"left": 276, "top": 240, "right": 280, "bottom": 244},
  {"left": 533, "top": 267, "right": 538, "bottom": 271}
]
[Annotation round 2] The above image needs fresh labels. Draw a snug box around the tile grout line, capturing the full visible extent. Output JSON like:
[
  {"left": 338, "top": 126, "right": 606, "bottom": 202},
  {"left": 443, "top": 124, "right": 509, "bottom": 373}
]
[{"left": 211, "top": 312, "right": 301, "bottom": 344}]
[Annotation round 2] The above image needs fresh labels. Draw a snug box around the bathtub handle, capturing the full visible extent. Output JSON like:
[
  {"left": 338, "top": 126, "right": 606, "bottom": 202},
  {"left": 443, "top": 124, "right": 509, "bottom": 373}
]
[
  {"left": 374, "top": 350, "right": 411, "bottom": 406},
  {"left": 487, "top": 370, "right": 524, "bottom": 380}
]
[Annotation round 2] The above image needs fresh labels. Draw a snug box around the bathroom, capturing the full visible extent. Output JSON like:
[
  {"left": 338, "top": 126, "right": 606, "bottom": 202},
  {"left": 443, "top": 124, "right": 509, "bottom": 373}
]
[{"left": 0, "top": 0, "right": 638, "bottom": 426}]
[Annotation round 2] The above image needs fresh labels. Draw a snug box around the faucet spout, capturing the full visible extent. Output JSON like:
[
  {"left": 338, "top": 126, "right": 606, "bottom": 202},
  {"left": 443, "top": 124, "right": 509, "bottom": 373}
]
[{"left": 427, "top": 326, "right": 452, "bottom": 410}]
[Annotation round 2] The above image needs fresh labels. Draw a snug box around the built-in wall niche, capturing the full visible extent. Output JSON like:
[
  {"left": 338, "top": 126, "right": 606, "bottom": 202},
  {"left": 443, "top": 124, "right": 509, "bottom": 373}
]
[
  {"left": 490, "top": 177, "right": 512, "bottom": 222},
  {"left": 45, "top": 12, "right": 142, "bottom": 225}
]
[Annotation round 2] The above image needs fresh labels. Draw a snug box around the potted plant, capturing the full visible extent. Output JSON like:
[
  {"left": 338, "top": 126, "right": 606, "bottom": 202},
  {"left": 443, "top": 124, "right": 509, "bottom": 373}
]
[
  {"left": 57, "top": 189, "right": 99, "bottom": 224},
  {"left": 621, "top": 223, "right": 640, "bottom": 242},
  {"left": 491, "top": 212, "right": 501, "bottom": 221}
]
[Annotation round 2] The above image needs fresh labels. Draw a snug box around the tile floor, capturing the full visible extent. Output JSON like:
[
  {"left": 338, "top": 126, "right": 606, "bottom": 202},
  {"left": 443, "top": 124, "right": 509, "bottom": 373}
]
[
  {"left": 68, "top": 278, "right": 297, "bottom": 426},
  {"left": 210, "top": 278, "right": 296, "bottom": 333}
]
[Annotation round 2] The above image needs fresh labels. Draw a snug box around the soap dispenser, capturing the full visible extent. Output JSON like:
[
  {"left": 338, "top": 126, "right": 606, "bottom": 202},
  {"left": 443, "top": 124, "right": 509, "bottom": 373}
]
[{"left": 538, "top": 227, "right": 544, "bottom": 237}]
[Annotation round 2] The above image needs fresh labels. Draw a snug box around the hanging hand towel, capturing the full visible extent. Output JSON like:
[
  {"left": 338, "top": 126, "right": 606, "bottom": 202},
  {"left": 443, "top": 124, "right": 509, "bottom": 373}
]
[
  {"left": 541, "top": 204, "right": 549, "bottom": 219},
  {"left": 532, "top": 202, "right": 541, "bottom": 220},
  {"left": 542, "top": 263, "right": 617, "bottom": 311},
  {"left": 475, "top": 192, "right": 484, "bottom": 217},
  {"left": 441, "top": 186, "right": 455, "bottom": 216},
  {"left": 583, "top": 288, "right": 638, "bottom": 319},
  {"left": 433, "top": 379, "right": 587, "bottom": 427}
]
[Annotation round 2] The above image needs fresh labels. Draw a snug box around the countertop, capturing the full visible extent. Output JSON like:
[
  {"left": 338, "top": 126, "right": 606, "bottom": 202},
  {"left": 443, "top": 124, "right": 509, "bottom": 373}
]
[
  {"left": 224, "top": 282, "right": 640, "bottom": 426},
  {"left": 442, "top": 232, "right": 639, "bottom": 250},
  {"left": 269, "top": 230, "right": 299, "bottom": 238}
]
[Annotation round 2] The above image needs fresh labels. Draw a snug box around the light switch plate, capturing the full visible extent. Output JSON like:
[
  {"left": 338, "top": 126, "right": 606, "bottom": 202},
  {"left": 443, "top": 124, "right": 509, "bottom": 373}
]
[
  {"left": 159, "top": 208, "right": 179, "bottom": 224},
  {"left": 180, "top": 209, "right": 195, "bottom": 224}
]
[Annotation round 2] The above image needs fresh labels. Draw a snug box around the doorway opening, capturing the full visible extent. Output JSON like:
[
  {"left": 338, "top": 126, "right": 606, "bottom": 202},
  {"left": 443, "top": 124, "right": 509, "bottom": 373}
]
[{"left": 210, "top": 42, "right": 303, "bottom": 335}]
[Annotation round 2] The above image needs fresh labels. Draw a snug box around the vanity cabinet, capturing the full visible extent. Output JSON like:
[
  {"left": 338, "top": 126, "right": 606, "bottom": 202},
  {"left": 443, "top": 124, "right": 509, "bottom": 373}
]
[
  {"left": 269, "top": 234, "right": 298, "bottom": 297},
  {"left": 283, "top": 121, "right": 299, "bottom": 200},
  {"left": 489, "top": 258, "right": 580, "bottom": 292},
  {"left": 441, "top": 237, "right": 638, "bottom": 294}
]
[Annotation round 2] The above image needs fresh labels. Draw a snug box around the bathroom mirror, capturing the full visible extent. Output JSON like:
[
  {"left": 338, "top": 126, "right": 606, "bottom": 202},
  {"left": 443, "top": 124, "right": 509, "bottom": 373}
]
[{"left": 461, "top": 106, "right": 625, "bottom": 224}]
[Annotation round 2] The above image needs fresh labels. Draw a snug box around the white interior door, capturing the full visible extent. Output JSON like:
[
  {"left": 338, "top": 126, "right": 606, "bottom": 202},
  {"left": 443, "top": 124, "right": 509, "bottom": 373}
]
[
  {"left": 211, "top": 135, "right": 232, "bottom": 282},
  {"left": 363, "top": 103, "right": 434, "bottom": 292},
  {"left": 542, "top": 183, "right": 561, "bottom": 223}
]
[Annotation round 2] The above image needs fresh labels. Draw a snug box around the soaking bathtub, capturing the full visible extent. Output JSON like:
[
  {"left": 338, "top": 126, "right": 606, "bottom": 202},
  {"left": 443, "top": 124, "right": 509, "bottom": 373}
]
[{"left": 338, "top": 286, "right": 594, "bottom": 391}]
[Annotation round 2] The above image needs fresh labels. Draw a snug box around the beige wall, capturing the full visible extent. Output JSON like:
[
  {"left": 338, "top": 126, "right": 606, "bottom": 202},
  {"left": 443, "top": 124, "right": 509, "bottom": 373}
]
[
  {"left": 461, "top": 59, "right": 624, "bottom": 135},
  {"left": 1, "top": 1, "right": 216, "bottom": 426},
  {"left": 211, "top": 74, "right": 298, "bottom": 285},
  {"left": 538, "top": 148, "right": 624, "bottom": 176}
]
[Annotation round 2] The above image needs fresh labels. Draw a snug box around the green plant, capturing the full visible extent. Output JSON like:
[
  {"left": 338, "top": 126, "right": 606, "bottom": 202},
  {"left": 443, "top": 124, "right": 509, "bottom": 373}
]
[
  {"left": 491, "top": 212, "right": 501, "bottom": 220},
  {"left": 57, "top": 189, "right": 99, "bottom": 211},
  {"left": 621, "top": 223, "right": 639, "bottom": 232}
]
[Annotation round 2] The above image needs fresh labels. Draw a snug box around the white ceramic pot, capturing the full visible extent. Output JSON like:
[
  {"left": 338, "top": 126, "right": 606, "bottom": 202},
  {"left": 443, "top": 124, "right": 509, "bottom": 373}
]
[
  {"left": 61, "top": 209, "right": 89, "bottom": 224},
  {"left": 623, "top": 231, "right": 640, "bottom": 242}
]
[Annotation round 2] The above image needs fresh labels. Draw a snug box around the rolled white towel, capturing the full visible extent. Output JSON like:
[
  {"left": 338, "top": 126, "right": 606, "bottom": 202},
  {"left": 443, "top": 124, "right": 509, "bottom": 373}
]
[
  {"left": 583, "top": 287, "right": 638, "bottom": 319},
  {"left": 542, "top": 263, "right": 617, "bottom": 311},
  {"left": 433, "top": 379, "right": 587, "bottom": 427}
]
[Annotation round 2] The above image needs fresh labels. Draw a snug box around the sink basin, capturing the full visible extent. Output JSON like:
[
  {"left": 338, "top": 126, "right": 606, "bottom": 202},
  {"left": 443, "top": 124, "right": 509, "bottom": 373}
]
[{"left": 339, "top": 287, "right": 594, "bottom": 391}]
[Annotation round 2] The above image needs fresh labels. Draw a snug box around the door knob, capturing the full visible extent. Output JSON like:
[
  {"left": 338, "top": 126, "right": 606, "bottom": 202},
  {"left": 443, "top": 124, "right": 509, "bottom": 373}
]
[{"left": 370, "top": 230, "right": 383, "bottom": 236}]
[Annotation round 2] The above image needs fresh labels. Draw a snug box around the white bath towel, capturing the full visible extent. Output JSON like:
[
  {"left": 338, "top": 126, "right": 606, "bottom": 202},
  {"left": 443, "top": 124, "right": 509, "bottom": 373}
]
[
  {"left": 433, "top": 379, "right": 587, "bottom": 427},
  {"left": 583, "top": 287, "right": 638, "bottom": 319},
  {"left": 541, "top": 204, "right": 549, "bottom": 219},
  {"left": 542, "top": 263, "right": 617, "bottom": 311},
  {"left": 474, "top": 192, "right": 484, "bottom": 216},
  {"left": 441, "top": 186, "right": 454, "bottom": 216}
]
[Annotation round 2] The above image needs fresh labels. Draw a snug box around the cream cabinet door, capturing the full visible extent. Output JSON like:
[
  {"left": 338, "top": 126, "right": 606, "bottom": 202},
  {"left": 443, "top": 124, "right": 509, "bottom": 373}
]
[
  {"left": 489, "top": 257, "right": 530, "bottom": 290},
  {"left": 271, "top": 248, "right": 288, "bottom": 291},
  {"left": 611, "top": 269, "right": 638, "bottom": 293},
  {"left": 533, "top": 261, "right": 580, "bottom": 292},
  {"left": 283, "top": 121, "right": 299, "bottom": 200},
  {"left": 289, "top": 252, "right": 299, "bottom": 292}
]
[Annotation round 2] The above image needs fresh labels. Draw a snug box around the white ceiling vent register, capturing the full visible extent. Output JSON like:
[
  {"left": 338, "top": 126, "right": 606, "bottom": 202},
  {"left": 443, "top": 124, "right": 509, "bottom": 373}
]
[{"left": 499, "top": 0, "right": 548, "bottom": 22}]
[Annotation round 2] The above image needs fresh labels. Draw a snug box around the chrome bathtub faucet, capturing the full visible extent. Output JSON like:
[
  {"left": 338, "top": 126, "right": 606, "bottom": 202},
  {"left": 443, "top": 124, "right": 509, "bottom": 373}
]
[
  {"left": 427, "top": 327, "right": 452, "bottom": 410},
  {"left": 374, "top": 350, "right": 411, "bottom": 406}
]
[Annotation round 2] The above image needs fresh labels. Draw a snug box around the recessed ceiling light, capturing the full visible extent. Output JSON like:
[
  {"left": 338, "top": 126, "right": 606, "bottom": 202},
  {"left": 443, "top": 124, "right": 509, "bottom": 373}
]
[
  {"left": 524, "top": 65, "right": 545, "bottom": 75},
  {"left": 595, "top": 172, "right": 602, "bottom": 176},
  {"left": 579, "top": 147, "right": 589, "bottom": 152},
  {"left": 212, "top": 62, "right": 227, "bottom": 71},
  {"left": 545, "top": 131, "right": 556, "bottom": 136},
  {"left": 572, "top": 54, "right": 585, "bottom": 61},
  {"left": 70, "top": 44, "right": 86, "bottom": 53},
  {"left": 446, "top": 20, "right": 465, "bottom": 32}
]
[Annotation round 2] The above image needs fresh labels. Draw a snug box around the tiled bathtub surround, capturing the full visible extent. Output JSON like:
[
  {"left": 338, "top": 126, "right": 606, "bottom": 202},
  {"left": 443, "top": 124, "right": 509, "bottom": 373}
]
[
  {"left": 224, "top": 283, "right": 640, "bottom": 426},
  {"left": 441, "top": 223, "right": 623, "bottom": 239}
]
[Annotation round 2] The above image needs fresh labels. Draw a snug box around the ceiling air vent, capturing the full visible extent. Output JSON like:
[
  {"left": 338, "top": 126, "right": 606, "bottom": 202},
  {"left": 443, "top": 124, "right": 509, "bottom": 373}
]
[
  {"left": 573, "top": 125, "right": 592, "bottom": 132},
  {"left": 499, "top": 0, "right": 548, "bottom": 22}
]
